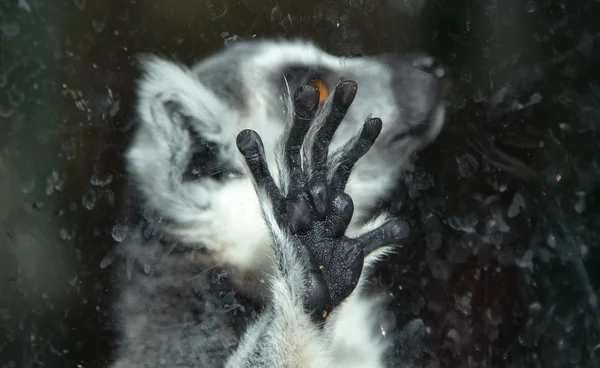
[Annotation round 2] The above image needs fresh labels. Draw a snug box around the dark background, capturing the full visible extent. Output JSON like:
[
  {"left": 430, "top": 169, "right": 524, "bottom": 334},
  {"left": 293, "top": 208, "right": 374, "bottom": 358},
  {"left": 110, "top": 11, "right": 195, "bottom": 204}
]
[{"left": 1, "top": 0, "right": 599, "bottom": 367}]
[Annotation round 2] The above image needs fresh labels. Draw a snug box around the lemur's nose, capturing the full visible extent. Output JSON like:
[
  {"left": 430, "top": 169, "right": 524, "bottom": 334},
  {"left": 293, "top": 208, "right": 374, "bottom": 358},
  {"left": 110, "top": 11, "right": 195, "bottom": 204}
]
[
  {"left": 374, "top": 54, "right": 449, "bottom": 141},
  {"left": 406, "top": 56, "right": 450, "bottom": 100}
]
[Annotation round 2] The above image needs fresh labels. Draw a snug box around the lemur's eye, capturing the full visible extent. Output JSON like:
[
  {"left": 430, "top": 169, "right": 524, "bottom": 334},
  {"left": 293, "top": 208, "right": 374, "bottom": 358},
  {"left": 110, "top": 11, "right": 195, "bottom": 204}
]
[{"left": 309, "top": 79, "right": 329, "bottom": 104}]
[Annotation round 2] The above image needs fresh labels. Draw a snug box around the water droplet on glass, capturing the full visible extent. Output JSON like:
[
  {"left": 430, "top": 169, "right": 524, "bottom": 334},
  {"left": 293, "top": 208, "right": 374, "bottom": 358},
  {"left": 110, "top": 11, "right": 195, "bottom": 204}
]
[
  {"left": 447, "top": 213, "right": 478, "bottom": 233},
  {"left": 430, "top": 259, "right": 450, "bottom": 280},
  {"left": 528, "top": 302, "right": 542, "bottom": 313},
  {"left": 222, "top": 291, "right": 236, "bottom": 306},
  {"left": 205, "top": 0, "right": 228, "bottom": 20},
  {"left": 125, "top": 256, "right": 134, "bottom": 280},
  {"left": 0, "top": 104, "right": 13, "bottom": 118},
  {"left": 105, "top": 189, "right": 115, "bottom": 207},
  {"left": 579, "top": 244, "right": 589, "bottom": 258},
  {"left": 559, "top": 123, "right": 571, "bottom": 131},
  {"left": 574, "top": 191, "right": 586, "bottom": 214},
  {"left": 68, "top": 276, "right": 79, "bottom": 287},
  {"left": 82, "top": 189, "right": 96, "bottom": 210},
  {"left": 45, "top": 169, "right": 61, "bottom": 195},
  {"left": 62, "top": 139, "right": 77, "bottom": 160},
  {"left": 74, "top": 0, "right": 85, "bottom": 10},
  {"left": 221, "top": 32, "right": 239, "bottom": 48},
  {"left": 1, "top": 23, "right": 20, "bottom": 39},
  {"left": 490, "top": 210, "right": 510, "bottom": 233},
  {"left": 405, "top": 169, "right": 434, "bottom": 191},
  {"left": 426, "top": 232, "right": 442, "bottom": 250},
  {"left": 525, "top": 1, "right": 537, "bottom": 13},
  {"left": 516, "top": 249, "right": 534, "bottom": 269},
  {"left": 454, "top": 292, "right": 472, "bottom": 316},
  {"left": 325, "top": 8, "right": 338, "bottom": 23},
  {"left": 529, "top": 92, "right": 542, "bottom": 104},
  {"left": 449, "top": 236, "right": 474, "bottom": 264},
  {"left": 59, "top": 228, "right": 72, "bottom": 240},
  {"left": 456, "top": 154, "right": 479, "bottom": 178},
  {"left": 497, "top": 247, "right": 515, "bottom": 266},
  {"left": 109, "top": 99, "right": 120, "bottom": 117},
  {"left": 379, "top": 311, "right": 396, "bottom": 337},
  {"left": 111, "top": 223, "right": 128, "bottom": 242},
  {"left": 18, "top": 0, "right": 32, "bottom": 12},
  {"left": 388, "top": 0, "right": 425, "bottom": 15},
  {"left": 100, "top": 254, "right": 113, "bottom": 269},
  {"left": 486, "top": 307, "right": 503, "bottom": 325},
  {"left": 45, "top": 181, "right": 53, "bottom": 196},
  {"left": 0, "top": 73, "right": 7, "bottom": 88},
  {"left": 21, "top": 179, "right": 35, "bottom": 194},
  {"left": 270, "top": 6, "right": 282, "bottom": 22},
  {"left": 54, "top": 178, "right": 64, "bottom": 192},
  {"left": 577, "top": 32, "right": 594, "bottom": 59},
  {"left": 589, "top": 294, "right": 597, "bottom": 308},
  {"left": 90, "top": 172, "right": 113, "bottom": 187},
  {"left": 546, "top": 233, "right": 556, "bottom": 248},
  {"left": 92, "top": 19, "right": 106, "bottom": 33},
  {"left": 568, "top": 348, "right": 581, "bottom": 364},
  {"left": 507, "top": 192, "right": 526, "bottom": 218},
  {"left": 447, "top": 329, "right": 461, "bottom": 343}
]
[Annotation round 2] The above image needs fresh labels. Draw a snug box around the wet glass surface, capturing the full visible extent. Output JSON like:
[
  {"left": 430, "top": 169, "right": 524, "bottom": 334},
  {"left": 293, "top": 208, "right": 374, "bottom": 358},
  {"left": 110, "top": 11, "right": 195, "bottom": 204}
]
[{"left": 1, "top": 0, "right": 600, "bottom": 367}]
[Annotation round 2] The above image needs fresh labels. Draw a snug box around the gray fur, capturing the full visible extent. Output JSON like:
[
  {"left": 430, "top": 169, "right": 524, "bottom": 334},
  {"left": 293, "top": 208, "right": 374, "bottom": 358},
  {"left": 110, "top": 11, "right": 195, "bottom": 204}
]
[{"left": 113, "top": 39, "right": 446, "bottom": 367}]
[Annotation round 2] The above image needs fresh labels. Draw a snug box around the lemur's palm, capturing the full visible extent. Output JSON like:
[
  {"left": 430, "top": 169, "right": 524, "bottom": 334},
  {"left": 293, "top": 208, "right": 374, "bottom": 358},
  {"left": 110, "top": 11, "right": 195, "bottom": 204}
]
[{"left": 236, "top": 81, "right": 408, "bottom": 320}]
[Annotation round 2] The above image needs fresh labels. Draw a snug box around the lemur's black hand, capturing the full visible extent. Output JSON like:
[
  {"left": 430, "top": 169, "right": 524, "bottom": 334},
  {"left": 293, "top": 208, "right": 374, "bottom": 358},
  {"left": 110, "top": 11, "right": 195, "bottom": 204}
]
[{"left": 236, "top": 80, "right": 408, "bottom": 321}]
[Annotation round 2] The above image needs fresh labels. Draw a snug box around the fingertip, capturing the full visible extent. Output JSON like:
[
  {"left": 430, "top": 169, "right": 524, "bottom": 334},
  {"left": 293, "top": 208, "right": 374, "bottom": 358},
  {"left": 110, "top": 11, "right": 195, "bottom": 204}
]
[
  {"left": 236, "top": 129, "right": 261, "bottom": 154},
  {"left": 363, "top": 118, "right": 383, "bottom": 140},
  {"left": 333, "top": 79, "right": 358, "bottom": 107},
  {"left": 294, "top": 85, "right": 320, "bottom": 117}
]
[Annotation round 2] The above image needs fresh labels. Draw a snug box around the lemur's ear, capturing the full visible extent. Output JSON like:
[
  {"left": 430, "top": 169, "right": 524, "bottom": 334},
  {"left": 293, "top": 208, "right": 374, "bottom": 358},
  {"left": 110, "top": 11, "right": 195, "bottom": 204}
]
[
  {"left": 125, "top": 56, "right": 237, "bottom": 225},
  {"left": 136, "top": 56, "right": 232, "bottom": 145}
]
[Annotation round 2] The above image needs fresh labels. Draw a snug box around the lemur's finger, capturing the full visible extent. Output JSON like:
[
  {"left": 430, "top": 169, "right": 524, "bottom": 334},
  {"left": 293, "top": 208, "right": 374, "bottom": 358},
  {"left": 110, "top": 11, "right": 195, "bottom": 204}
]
[
  {"left": 236, "top": 129, "right": 282, "bottom": 202},
  {"left": 325, "top": 243, "right": 364, "bottom": 307},
  {"left": 323, "top": 192, "right": 354, "bottom": 238},
  {"left": 286, "top": 85, "right": 320, "bottom": 169},
  {"left": 310, "top": 80, "right": 357, "bottom": 180},
  {"left": 330, "top": 118, "right": 382, "bottom": 191},
  {"left": 286, "top": 85, "right": 320, "bottom": 195},
  {"left": 304, "top": 256, "right": 329, "bottom": 322},
  {"left": 308, "top": 80, "right": 357, "bottom": 216},
  {"left": 356, "top": 219, "right": 411, "bottom": 254}
]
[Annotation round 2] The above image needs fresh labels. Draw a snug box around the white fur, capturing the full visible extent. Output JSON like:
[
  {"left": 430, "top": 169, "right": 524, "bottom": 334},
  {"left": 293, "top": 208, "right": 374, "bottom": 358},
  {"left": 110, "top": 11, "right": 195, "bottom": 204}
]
[
  {"left": 226, "top": 191, "right": 334, "bottom": 367},
  {"left": 114, "top": 39, "right": 446, "bottom": 368}
]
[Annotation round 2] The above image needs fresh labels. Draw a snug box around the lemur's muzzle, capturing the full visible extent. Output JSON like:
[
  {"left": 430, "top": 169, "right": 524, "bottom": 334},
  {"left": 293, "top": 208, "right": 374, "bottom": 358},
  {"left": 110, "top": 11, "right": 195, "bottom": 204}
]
[{"left": 380, "top": 54, "right": 450, "bottom": 142}]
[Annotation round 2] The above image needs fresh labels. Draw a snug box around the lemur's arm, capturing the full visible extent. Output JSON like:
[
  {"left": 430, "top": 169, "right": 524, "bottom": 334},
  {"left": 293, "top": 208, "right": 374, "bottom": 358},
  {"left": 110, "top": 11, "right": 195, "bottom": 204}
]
[{"left": 226, "top": 81, "right": 407, "bottom": 367}]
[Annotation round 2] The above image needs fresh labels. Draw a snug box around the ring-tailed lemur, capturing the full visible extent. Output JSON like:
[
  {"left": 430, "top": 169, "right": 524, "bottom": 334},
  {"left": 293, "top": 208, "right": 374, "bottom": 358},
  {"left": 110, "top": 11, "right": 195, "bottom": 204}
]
[{"left": 112, "top": 39, "right": 447, "bottom": 367}]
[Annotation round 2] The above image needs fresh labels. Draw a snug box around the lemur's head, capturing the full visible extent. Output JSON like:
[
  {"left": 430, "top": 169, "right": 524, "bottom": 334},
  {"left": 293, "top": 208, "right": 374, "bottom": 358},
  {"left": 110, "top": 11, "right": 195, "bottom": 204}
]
[{"left": 126, "top": 39, "right": 447, "bottom": 273}]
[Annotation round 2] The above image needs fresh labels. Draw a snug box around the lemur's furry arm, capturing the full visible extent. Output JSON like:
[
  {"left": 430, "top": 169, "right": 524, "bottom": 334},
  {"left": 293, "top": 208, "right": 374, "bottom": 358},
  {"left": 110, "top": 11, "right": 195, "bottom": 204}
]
[{"left": 226, "top": 81, "right": 407, "bottom": 367}]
